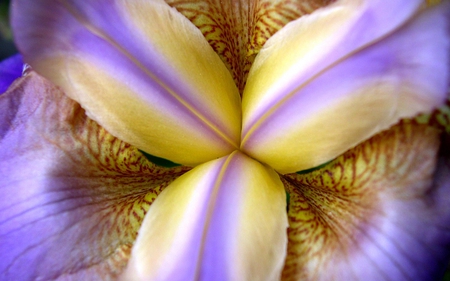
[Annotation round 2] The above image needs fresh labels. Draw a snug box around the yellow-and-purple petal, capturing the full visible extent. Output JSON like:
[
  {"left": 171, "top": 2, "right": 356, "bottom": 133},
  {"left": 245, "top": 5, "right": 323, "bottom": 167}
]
[
  {"left": 11, "top": 0, "right": 242, "bottom": 167},
  {"left": 241, "top": 0, "right": 449, "bottom": 173},
  {"left": 124, "top": 151, "right": 288, "bottom": 281}
]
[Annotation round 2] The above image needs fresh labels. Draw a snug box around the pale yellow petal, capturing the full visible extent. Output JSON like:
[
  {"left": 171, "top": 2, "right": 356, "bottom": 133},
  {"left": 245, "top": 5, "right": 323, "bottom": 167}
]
[
  {"left": 241, "top": 2, "right": 449, "bottom": 173},
  {"left": 12, "top": 0, "right": 241, "bottom": 166}
]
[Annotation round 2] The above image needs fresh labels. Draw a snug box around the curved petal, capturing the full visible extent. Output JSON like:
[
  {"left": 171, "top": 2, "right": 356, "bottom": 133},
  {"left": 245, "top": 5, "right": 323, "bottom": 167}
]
[
  {"left": 124, "top": 151, "right": 288, "bottom": 281},
  {"left": 241, "top": 3, "right": 450, "bottom": 173},
  {"left": 242, "top": 0, "right": 423, "bottom": 127},
  {"left": 0, "top": 54, "right": 23, "bottom": 94},
  {"left": 281, "top": 121, "right": 450, "bottom": 281},
  {"left": 11, "top": 0, "right": 241, "bottom": 166},
  {"left": 0, "top": 72, "right": 190, "bottom": 280}
]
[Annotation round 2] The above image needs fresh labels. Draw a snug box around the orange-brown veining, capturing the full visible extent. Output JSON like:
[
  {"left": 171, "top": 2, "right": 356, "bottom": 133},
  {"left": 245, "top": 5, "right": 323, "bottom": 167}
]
[
  {"left": 165, "top": 0, "right": 333, "bottom": 94},
  {"left": 281, "top": 121, "right": 441, "bottom": 280}
]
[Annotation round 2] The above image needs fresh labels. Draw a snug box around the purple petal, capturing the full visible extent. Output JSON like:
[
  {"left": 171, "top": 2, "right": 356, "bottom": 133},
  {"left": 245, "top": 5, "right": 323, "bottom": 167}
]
[
  {"left": 0, "top": 72, "right": 189, "bottom": 280},
  {"left": 0, "top": 54, "right": 23, "bottom": 94}
]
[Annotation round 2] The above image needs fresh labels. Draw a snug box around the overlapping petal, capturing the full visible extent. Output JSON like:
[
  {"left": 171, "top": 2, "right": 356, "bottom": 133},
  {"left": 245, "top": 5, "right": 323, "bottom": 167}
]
[
  {"left": 124, "top": 151, "right": 288, "bottom": 281},
  {"left": 0, "top": 72, "right": 190, "bottom": 280},
  {"left": 11, "top": 0, "right": 242, "bottom": 166},
  {"left": 281, "top": 121, "right": 450, "bottom": 280},
  {"left": 0, "top": 55, "right": 23, "bottom": 94},
  {"left": 241, "top": 0, "right": 449, "bottom": 173}
]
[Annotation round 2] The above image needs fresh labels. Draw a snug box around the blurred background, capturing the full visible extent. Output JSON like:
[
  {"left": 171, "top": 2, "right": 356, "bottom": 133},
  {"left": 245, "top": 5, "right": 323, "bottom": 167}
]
[{"left": 0, "top": 0, "right": 18, "bottom": 61}]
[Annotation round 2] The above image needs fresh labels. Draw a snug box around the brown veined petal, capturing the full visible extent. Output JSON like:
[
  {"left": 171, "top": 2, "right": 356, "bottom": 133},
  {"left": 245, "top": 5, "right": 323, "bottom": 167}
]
[
  {"left": 281, "top": 121, "right": 450, "bottom": 281},
  {"left": 12, "top": 0, "right": 241, "bottom": 166},
  {"left": 165, "top": 0, "right": 333, "bottom": 93},
  {"left": 0, "top": 72, "right": 190, "bottom": 280},
  {"left": 416, "top": 97, "right": 450, "bottom": 133}
]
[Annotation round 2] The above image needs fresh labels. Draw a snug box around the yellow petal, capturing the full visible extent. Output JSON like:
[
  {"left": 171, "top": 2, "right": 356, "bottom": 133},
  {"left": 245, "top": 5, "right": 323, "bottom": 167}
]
[
  {"left": 241, "top": 2, "right": 449, "bottom": 173},
  {"left": 123, "top": 151, "right": 288, "bottom": 281},
  {"left": 12, "top": 0, "right": 241, "bottom": 166},
  {"left": 242, "top": 0, "right": 423, "bottom": 119}
]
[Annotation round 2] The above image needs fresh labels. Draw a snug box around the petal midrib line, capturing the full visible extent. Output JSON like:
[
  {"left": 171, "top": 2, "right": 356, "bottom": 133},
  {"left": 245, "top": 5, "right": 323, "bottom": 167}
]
[
  {"left": 193, "top": 151, "right": 236, "bottom": 280},
  {"left": 58, "top": 0, "right": 240, "bottom": 151}
]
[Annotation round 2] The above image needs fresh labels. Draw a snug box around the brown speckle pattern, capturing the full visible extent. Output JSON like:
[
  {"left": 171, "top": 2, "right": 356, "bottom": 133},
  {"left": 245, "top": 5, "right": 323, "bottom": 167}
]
[
  {"left": 165, "top": 0, "right": 333, "bottom": 93},
  {"left": 0, "top": 72, "right": 190, "bottom": 279},
  {"left": 281, "top": 121, "right": 441, "bottom": 280}
]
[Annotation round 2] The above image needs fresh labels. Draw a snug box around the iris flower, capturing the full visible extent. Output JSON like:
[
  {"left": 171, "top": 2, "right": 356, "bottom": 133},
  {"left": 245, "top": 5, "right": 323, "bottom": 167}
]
[{"left": 1, "top": 0, "right": 450, "bottom": 280}]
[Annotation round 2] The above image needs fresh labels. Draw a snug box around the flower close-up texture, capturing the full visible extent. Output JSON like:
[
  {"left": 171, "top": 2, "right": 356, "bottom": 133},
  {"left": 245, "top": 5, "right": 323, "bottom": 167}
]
[{"left": 1, "top": 0, "right": 450, "bottom": 280}]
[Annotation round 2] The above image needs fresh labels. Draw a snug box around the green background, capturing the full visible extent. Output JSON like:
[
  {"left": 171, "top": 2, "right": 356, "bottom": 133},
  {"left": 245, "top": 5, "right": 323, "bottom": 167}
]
[{"left": 0, "top": 0, "right": 17, "bottom": 61}]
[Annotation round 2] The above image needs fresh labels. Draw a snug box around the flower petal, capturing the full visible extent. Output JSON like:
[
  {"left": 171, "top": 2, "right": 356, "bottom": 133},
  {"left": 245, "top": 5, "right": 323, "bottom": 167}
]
[
  {"left": 0, "top": 54, "right": 23, "bottom": 94},
  {"left": 11, "top": 0, "right": 241, "bottom": 166},
  {"left": 0, "top": 72, "right": 190, "bottom": 280},
  {"left": 281, "top": 121, "right": 450, "bottom": 281},
  {"left": 241, "top": 3, "right": 450, "bottom": 173},
  {"left": 124, "top": 151, "right": 288, "bottom": 281},
  {"left": 242, "top": 0, "right": 423, "bottom": 123}
]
